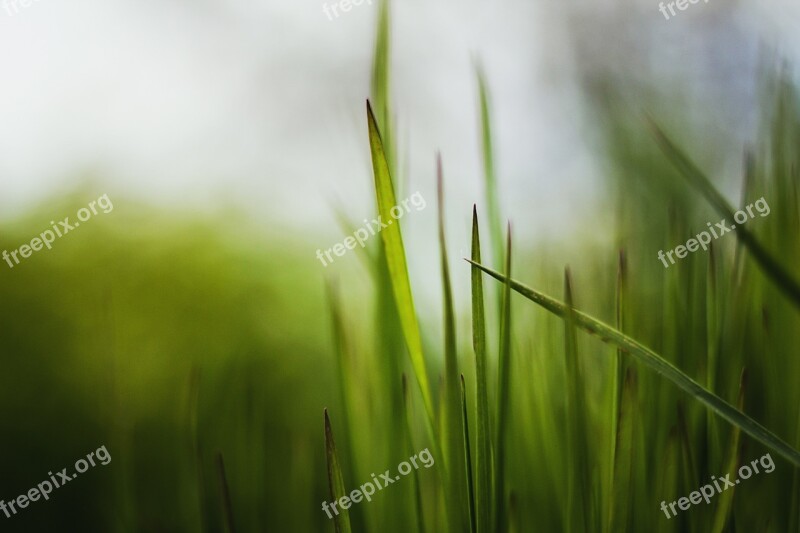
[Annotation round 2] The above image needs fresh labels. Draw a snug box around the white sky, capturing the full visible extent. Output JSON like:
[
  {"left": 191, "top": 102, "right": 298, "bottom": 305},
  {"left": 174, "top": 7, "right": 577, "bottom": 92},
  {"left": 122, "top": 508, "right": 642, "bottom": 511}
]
[{"left": 0, "top": 0, "right": 798, "bottom": 252}]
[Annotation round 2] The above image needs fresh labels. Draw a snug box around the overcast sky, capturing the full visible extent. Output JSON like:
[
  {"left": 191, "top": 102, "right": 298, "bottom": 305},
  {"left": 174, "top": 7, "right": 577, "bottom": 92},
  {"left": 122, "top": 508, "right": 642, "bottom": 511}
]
[{"left": 0, "top": 0, "right": 798, "bottom": 252}]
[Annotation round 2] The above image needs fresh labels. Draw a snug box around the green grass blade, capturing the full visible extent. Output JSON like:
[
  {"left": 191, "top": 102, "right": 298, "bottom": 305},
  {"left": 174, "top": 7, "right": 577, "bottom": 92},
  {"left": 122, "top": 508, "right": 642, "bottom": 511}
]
[
  {"left": 563, "top": 269, "right": 592, "bottom": 532},
  {"left": 371, "top": 0, "right": 394, "bottom": 178},
  {"left": 646, "top": 118, "right": 800, "bottom": 310},
  {"left": 324, "top": 409, "right": 352, "bottom": 533},
  {"left": 437, "top": 156, "right": 470, "bottom": 532},
  {"left": 470, "top": 205, "right": 493, "bottom": 533},
  {"left": 465, "top": 259, "right": 800, "bottom": 467},
  {"left": 606, "top": 250, "right": 626, "bottom": 533},
  {"left": 609, "top": 367, "right": 637, "bottom": 533},
  {"left": 462, "top": 374, "right": 477, "bottom": 533},
  {"left": 366, "top": 100, "right": 434, "bottom": 424},
  {"left": 494, "top": 226, "right": 512, "bottom": 533},
  {"left": 476, "top": 64, "right": 503, "bottom": 272}
]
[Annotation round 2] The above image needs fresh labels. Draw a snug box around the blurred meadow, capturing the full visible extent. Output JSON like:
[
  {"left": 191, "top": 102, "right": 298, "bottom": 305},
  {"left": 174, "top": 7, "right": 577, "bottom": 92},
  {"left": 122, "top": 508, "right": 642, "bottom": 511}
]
[{"left": 1, "top": 0, "right": 800, "bottom": 532}]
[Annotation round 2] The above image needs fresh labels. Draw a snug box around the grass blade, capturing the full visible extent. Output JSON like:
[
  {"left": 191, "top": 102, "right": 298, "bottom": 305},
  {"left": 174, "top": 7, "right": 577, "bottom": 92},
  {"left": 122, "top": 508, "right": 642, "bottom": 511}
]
[
  {"left": 324, "top": 409, "right": 352, "bottom": 533},
  {"left": 465, "top": 259, "right": 800, "bottom": 467},
  {"left": 609, "top": 367, "right": 637, "bottom": 533},
  {"left": 470, "top": 205, "right": 493, "bottom": 533},
  {"left": 371, "top": 0, "right": 394, "bottom": 178},
  {"left": 606, "top": 250, "right": 626, "bottom": 533},
  {"left": 494, "top": 226, "right": 513, "bottom": 533},
  {"left": 476, "top": 64, "right": 503, "bottom": 273},
  {"left": 646, "top": 118, "right": 800, "bottom": 310},
  {"left": 563, "top": 269, "right": 593, "bottom": 532},
  {"left": 437, "top": 156, "right": 470, "bottom": 532},
  {"left": 366, "top": 100, "right": 434, "bottom": 424}
]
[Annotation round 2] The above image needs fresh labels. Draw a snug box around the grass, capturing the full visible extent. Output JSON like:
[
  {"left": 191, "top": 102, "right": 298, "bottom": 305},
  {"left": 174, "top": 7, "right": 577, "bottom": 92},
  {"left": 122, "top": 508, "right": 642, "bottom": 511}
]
[
  {"left": 322, "top": 4, "right": 800, "bottom": 532},
  {"left": 1, "top": 3, "right": 798, "bottom": 532}
]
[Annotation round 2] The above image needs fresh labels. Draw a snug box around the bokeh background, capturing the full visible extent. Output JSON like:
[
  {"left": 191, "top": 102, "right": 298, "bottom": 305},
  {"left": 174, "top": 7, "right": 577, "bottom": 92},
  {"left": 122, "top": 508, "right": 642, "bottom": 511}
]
[{"left": 1, "top": 0, "right": 799, "bottom": 531}]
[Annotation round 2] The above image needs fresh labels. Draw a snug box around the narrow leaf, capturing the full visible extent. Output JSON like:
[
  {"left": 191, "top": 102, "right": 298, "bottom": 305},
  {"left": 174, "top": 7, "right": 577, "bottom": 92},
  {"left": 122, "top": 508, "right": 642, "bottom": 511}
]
[
  {"left": 366, "top": 100, "right": 434, "bottom": 424},
  {"left": 564, "top": 269, "right": 592, "bottom": 532},
  {"left": 476, "top": 64, "right": 503, "bottom": 273},
  {"left": 609, "top": 367, "right": 637, "bottom": 533},
  {"left": 494, "top": 226, "right": 513, "bottom": 533},
  {"left": 471, "top": 205, "right": 493, "bottom": 533}
]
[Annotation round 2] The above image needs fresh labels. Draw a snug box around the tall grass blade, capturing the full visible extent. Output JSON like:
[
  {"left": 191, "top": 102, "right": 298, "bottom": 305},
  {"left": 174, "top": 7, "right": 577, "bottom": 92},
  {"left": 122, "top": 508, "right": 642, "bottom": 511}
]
[
  {"left": 476, "top": 65, "right": 503, "bottom": 272},
  {"left": 465, "top": 260, "right": 800, "bottom": 467},
  {"left": 606, "top": 250, "right": 626, "bottom": 533},
  {"left": 437, "top": 156, "right": 470, "bottom": 532},
  {"left": 609, "top": 367, "right": 637, "bottom": 533},
  {"left": 646, "top": 118, "right": 800, "bottom": 310},
  {"left": 371, "top": 0, "right": 394, "bottom": 178},
  {"left": 470, "top": 205, "right": 493, "bottom": 533},
  {"left": 366, "top": 100, "right": 435, "bottom": 424},
  {"left": 494, "top": 226, "right": 513, "bottom": 533},
  {"left": 324, "top": 409, "right": 352, "bottom": 533},
  {"left": 563, "top": 268, "right": 593, "bottom": 532}
]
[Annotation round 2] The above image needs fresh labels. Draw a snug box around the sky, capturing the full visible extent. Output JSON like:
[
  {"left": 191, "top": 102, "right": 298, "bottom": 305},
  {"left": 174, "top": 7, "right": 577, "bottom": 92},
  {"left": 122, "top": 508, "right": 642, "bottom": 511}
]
[{"left": 0, "top": 0, "right": 798, "bottom": 252}]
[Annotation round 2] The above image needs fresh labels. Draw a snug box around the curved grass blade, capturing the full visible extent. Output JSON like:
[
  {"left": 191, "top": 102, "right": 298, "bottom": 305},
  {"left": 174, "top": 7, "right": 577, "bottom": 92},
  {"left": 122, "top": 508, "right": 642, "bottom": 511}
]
[
  {"left": 494, "top": 226, "right": 512, "bottom": 533},
  {"left": 646, "top": 118, "right": 800, "bottom": 310},
  {"left": 465, "top": 259, "right": 800, "bottom": 467},
  {"left": 470, "top": 206, "right": 493, "bottom": 533},
  {"left": 324, "top": 409, "right": 352, "bottom": 533},
  {"left": 366, "top": 100, "right": 434, "bottom": 424}
]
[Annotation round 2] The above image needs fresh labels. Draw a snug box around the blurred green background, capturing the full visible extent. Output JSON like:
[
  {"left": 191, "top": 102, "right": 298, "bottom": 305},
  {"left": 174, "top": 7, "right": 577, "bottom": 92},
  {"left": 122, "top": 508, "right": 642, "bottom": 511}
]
[{"left": 1, "top": 0, "right": 800, "bottom": 532}]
